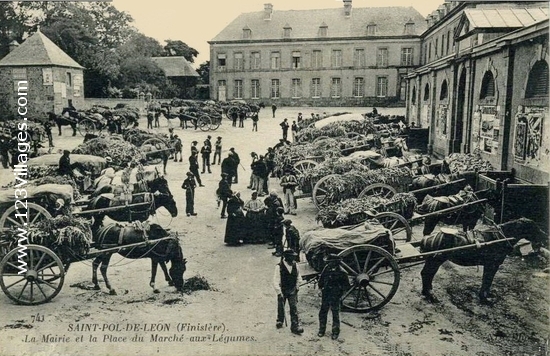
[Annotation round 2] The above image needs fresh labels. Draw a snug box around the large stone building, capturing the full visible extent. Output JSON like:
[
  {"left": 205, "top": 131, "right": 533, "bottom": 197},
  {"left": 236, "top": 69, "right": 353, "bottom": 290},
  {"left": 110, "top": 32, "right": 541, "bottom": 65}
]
[
  {"left": 0, "top": 29, "right": 85, "bottom": 118},
  {"left": 405, "top": 1, "right": 548, "bottom": 186},
  {"left": 208, "top": 1, "right": 426, "bottom": 106}
]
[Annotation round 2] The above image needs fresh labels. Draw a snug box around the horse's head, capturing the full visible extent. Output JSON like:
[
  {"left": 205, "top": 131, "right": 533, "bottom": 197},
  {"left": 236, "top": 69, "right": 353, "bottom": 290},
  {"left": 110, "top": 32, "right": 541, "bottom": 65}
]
[
  {"left": 500, "top": 218, "right": 548, "bottom": 250},
  {"left": 154, "top": 192, "right": 178, "bottom": 217},
  {"left": 148, "top": 223, "right": 171, "bottom": 239},
  {"left": 165, "top": 238, "right": 186, "bottom": 292},
  {"left": 148, "top": 176, "right": 172, "bottom": 196}
]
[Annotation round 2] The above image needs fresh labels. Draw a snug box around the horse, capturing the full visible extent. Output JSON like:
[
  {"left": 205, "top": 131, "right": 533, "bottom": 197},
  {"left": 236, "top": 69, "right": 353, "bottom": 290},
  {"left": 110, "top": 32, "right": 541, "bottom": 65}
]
[
  {"left": 48, "top": 111, "right": 77, "bottom": 136},
  {"left": 419, "top": 218, "right": 547, "bottom": 304},
  {"left": 91, "top": 223, "right": 186, "bottom": 295},
  {"left": 85, "top": 191, "right": 178, "bottom": 230},
  {"left": 91, "top": 174, "right": 171, "bottom": 198}
]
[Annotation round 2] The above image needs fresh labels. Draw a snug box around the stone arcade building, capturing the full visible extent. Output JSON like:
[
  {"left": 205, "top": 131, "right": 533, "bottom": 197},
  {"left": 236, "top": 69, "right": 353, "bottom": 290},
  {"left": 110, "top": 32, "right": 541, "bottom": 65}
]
[
  {"left": 0, "top": 29, "right": 85, "bottom": 118},
  {"left": 209, "top": 1, "right": 426, "bottom": 106}
]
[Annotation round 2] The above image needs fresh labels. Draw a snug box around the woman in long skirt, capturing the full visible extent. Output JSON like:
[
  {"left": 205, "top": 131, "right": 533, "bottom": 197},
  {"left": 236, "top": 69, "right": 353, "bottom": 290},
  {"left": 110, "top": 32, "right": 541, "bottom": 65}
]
[{"left": 224, "top": 191, "right": 245, "bottom": 245}]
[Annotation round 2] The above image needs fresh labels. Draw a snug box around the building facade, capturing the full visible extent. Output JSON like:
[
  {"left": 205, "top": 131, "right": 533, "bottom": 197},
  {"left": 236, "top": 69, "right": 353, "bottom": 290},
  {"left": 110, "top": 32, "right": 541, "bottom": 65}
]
[
  {"left": 0, "top": 29, "right": 85, "bottom": 119},
  {"left": 406, "top": 1, "right": 548, "bottom": 185},
  {"left": 208, "top": 2, "right": 426, "bottom": 106}
]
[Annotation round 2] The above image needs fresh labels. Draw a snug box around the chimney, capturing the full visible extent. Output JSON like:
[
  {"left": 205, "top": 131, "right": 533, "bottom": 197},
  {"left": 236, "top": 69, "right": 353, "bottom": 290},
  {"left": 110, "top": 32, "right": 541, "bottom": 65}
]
[
  {"left": 8, "top": 40, "right": 19, "bottom": 52},
  {"left": 437, "top": 5, "right": 447, "bottom": 20},
  {"left": 343, "top": 0, "right": 352, "bottom": 17},
  {"left": 264, "top": 3, "right": 273, "bottom": 20}
]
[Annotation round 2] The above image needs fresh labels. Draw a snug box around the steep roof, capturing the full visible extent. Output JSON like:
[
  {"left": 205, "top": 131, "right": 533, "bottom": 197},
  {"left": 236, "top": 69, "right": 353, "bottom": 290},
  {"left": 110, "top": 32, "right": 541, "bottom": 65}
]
[
  {"left": 0, "top": 29, "right": 84, "bottom": 68},
  {"left": 464, "top": 7, "right": 548, "bottom": 29},
  {"left": 211, "top": 6, "right": 426, "bottom": 42},
  {"left": 150, "top": 57, "right": 199, "bottom": 77}
]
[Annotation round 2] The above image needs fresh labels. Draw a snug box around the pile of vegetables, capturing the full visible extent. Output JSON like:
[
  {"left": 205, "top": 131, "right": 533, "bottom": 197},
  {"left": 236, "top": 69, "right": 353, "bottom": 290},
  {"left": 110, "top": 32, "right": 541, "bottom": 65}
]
[
  {"left": 302, "top": 158, "right": 371, "bottom": 189},
  {"left": 73, "top": 137, "right": 145, "bottom": 168},
  {"left": 122, "top": 128, "right": 170, "bottom": 147},
  {"left": 296, "top": 125, "right": 346, "bottom": 143},
  {"left": 445, "top": 148, "right": 493, "bottom": 173},
  {"left": 316, "top": 192, "right": 417, "bottom": 227}
]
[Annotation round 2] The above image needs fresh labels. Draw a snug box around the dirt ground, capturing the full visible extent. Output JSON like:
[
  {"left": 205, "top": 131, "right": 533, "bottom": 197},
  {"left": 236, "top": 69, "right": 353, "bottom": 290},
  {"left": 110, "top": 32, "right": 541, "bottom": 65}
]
[{"left": 0, "top": 106, "right": 548, "bottom": 356}]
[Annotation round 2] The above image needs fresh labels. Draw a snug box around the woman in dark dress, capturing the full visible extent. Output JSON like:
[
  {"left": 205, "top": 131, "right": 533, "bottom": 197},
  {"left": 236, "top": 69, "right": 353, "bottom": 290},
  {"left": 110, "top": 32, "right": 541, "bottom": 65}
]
[{"left": 224, "top": 191, "right": 245, "bottom": 245}]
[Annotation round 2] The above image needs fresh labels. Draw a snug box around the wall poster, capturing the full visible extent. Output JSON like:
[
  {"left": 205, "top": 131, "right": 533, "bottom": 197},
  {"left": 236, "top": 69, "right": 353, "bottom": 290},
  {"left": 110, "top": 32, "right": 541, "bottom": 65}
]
[
  {"left": 437, "top": 104, "right": 448, "bottom": 136},
  {"left": 514, "top": 106, "right": 549, "bottom": 171},
  {"left": 12, "top": 68, "right": 27, "bottom": 79},
  {"left": 479, "top": 105, "right": 499, "bottom": 154},
  {"left": 42, "top": 68, "right": 53, "bottom": 85}
]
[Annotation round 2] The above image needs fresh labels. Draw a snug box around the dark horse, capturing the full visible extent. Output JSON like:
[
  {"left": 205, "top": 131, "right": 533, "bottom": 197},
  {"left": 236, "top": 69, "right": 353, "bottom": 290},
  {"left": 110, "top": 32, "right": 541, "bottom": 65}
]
[
  {"left": 48, "top": 109, "right": 79, "bottom": 136},
  {"left": 419, "top": 218, "right": 547, "bottom": 304},
  {"left": 85, "top": 191, "right": 178, "bottom": 231},
  {"left": 91, "top": 175, "right": 172, "bottom": 198},
  {"left": 91, "top": 223, "right": 186, "bottom": 295}
]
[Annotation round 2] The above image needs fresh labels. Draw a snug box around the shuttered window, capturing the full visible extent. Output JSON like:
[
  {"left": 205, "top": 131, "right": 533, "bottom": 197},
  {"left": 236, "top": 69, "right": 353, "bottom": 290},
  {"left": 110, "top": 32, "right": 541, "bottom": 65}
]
[{"left": 525, "top": 60, "right": 549, "bottom": 98}]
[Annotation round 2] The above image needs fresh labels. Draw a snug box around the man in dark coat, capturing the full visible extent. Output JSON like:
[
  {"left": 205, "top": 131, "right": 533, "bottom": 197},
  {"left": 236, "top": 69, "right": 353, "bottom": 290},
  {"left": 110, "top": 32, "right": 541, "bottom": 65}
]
[
  {"left": 212, "top": 136, "right": 222, "bottom": 165},
  {"left": 189, "top": 151, "right": 204, "bottom": 187},
  {"left": 273, "top": 249, "right": 303, "bottom": 335},
  {"left": 43, "top": 120, "right": 54, "bottom": 147},
  {"left": 181, "top": 171, "right": 197, "bottom": 216},
  {"left": 58, "top": 150, "right": 73, "bottom": 177},
  {"left": 271, "top": 104, "right": 277, "bottom": 118},
  {"left": 217, "top": 173, "right": 232, "bottom": 218},
  {"left": 283, "top": 219, "right": 300, "bottom": 260},
  {"left": 280, "top": 118, "right": 289, "bottom": 141},
  {"left": 200, "top": 140, "right": 212, "bottom": 173},
  {"left": 190, "top": 140, "right": 199, "bottom": 156},
  {"left": 229, "top": 148, "right": 240, "bottom": 184},
  {"left": 221, "top": 154, "right": 235, "bottom": 185},
  {"left": 317, "top": 254, "right": 350, "bottom": 340}
]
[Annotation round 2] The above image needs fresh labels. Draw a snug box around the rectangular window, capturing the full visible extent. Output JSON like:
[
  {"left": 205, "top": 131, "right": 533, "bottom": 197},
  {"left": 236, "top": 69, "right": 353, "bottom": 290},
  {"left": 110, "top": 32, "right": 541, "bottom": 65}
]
[
  {"left": 376, "top": 77, "right": 388, "bottom": 97},
  {"left": 354, "top": 49, "right": 366, "bottom": 67},
  {"left": 448, "top": 29, "right": 452, "bottom": 54},
  {"left": 331, "top": 50, "right": 342, "bottom": 68},
  {"left": 270, "top": 52, "right": 280, "bottom": 69},
  {"left": 217, "top": 54, "right": 226, "bottom": 70},
  {"left": 291, "top": 51, "right": 301, "bottom": 69},
  {"left": 423, "top": 44, "right": 427, "bottom": 65},
  {"left": 441, "top": 34, "right": 445, "bottom": 55},
  {"left": 312, "top": 50, "right": 323, "bottom": 69},
  {"left": 435, "top": 38, "right": 439, "bottom": 57},
  {"left": 377, "top": 48, "right": 388, "bottom": 67},
  {"left": 367, "top": 25, "right": 377, "bottom": 35},
  {"left": 401, "top": 48, "right": 413, "bottom": 66},
  {"left": 311, "top": 78, "right": 321, "bottom": 98},
  {"left": 271, "top": 79, "right": 280, "bottom": 99},
  {"left": 283, "top": 28, "right": 291, "bottom": 38},
  {"left": 428, "top": 43, "right": 432, "bottom": 61},
  {"left": 250, "top": 52, "right": 261, "bottom": 70},
  {"left": 291, "top": 78, "right": 301, "bottom": 98},
  {"left": 251, "top": 79, "right": 260, "bottom": 99},
  {"left": 234, "top": 80, "right": 243, "bottom": 99},
  {"left": 331, "top": 78, "right": 342, "bottom": 98},
  {"left": 319, "top": 26, "right": 328, "bottom": 37},
  {"left": 66, "top": 72, "right": 72, "bottom": 87},
  {"left": 234, "top": 52, "right": 243, "bottom": 70},
  {"left": 353, "top": 77, "right": 364, "bottom": 97},
  {"left": 243, "top": 29, "right": 251, "bottom": 39},
  {"left": 218, "top": 80, "right": 226, "bottom": 88}
]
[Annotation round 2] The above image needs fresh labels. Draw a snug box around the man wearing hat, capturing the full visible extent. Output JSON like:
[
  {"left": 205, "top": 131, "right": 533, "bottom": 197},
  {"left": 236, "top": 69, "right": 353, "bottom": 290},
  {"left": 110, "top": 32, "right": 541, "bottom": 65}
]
[
  {"left": 273, "top": 249, "right": 303, "bottom": 335},
  {"left": 200, "top": 140, "right": 212, "bottom": 174},
  {"left": 264, "top": 191, "right": 284, "bottom": 248},
  {"left": 283, "top": 219, "right": 300, "bottom": 259},
  {"left": 280, "top": 169, "right": 298, "bottom": 215},
  {"left": 212, "top": 136, "right": 222, "bottom": 165},
  {"left": 173, "top": 135, "right": 182, "bottom": 162},
  {"left": 229, "top": 148, "right": 240, "bottom": 184},
  {"left": 190, "top": 141, "right": 199, "bottom": 156},
  {"left": 317, "top": 254, "right": 350, "bottom": 340},
  {"left": 58, "top": 150, "right": 73, "bottom": 177},
  {"left": 217, "top": 173, "right": 232, "bottom": 218},
  {"left": 221, "top": 153, "right": 234, "bottom": 185},
  {"left": 181, "top": 171, "right": 197, "bottom": 216},
  {"left": 189, "top": 150, "right": 203, "bottom": 187}
]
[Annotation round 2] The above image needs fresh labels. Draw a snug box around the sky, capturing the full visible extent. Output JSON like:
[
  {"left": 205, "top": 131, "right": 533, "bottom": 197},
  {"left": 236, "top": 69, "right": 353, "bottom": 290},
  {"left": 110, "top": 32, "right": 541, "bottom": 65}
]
[{"left": 112, "top": 0, "right": 445, "bottom": 66}]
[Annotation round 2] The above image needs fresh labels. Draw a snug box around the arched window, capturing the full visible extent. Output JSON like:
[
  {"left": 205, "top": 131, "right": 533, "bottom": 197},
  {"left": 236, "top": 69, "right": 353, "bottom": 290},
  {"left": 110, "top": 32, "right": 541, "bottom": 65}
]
[
  {"left": 440, "top": 80, "right": 448, "bottom": 100},
  {"left": 411, "top": 86, "right": 416, "bottom": 104},
  {"left": 480, "top": 71, "right": 495, "bottom": 99},
  {"left": 423, "top": 83, "right": 430, "bottom": 101},
  {"left": 525, "top": 60, "right": 549, "bottom": 98}
]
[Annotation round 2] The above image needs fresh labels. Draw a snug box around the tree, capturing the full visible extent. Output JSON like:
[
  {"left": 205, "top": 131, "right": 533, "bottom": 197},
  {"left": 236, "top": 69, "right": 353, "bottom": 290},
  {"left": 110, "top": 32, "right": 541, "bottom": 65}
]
[
  {"left": 0, "top": 3, "right": 33, "bottom": 58},
  {"left": 117, "top": 31, "right": 164, "bottom": 59},
  {"left": 196, "top": 61, "right": 210, "bottom": 85},
  {"left": 163, "top": 40, "right": 199, "bottom": 63}
]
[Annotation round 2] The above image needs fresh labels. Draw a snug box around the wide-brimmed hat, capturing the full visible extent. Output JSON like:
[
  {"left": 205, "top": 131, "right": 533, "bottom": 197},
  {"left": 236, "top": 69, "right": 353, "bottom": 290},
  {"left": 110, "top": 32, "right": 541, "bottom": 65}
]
[
  {"left": 63, "top": 150, "right": 70, "bottom": 154},
  {"left": 217, "top": 136, "right": 222, "bottom": 139},
  {"left": 283, "top": 219, "right": 292, "bottom": 226},
  {"left": 192, "top": 140, "right": 198, "bottom": 144}
]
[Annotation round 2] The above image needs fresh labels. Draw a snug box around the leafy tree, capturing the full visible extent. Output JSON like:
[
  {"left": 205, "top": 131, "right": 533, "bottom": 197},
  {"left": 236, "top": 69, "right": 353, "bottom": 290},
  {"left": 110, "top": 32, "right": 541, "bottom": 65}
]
[
  {"left": 196, "top": 61, "right": 210, "bottom": 85},
  {"left": 117, "top": 31, "right": 164, "bottom": 59},
  {"left": 163, "top": 39, "right": 199, "bottom": 63},
  {"left": 0, "top": 3, "right": 33, "bottom": 58}
]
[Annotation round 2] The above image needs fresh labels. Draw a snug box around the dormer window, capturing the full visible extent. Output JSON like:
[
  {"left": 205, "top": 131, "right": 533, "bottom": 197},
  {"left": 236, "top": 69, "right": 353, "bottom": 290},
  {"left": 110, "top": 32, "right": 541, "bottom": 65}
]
[
  {"left": 242, "top": 26, "right": 251, "bottom": 39},
  {"left": 404, "top": 19, "right": 415, "bottom": 35},
  {"left": 367, "top": 23, "right": 377, "bottom": 36},
  {"left": 283, "top": 24, "right": 292, "bottom": 38},
  {"left": 318, "top": 23, "right": 328, "bottom": 37}
]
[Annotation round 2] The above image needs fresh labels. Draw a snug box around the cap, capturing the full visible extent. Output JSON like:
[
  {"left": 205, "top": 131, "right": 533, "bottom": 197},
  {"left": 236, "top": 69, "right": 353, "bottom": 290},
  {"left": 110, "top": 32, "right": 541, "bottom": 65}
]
[
  {"left": 324, "top": 253, "right": 342, "bottom": 262},
  {"left": 283, "top": 249, "right": 298, "bottom": 257},
  {"left": 63, "top": 150, "right": 70, "bottom": 154},
  {"left": 269, "top": 190, "right": 277, "bottom": 196},
  {"left": 230, "top": 147, "right": 235, "bottom": 152},
  {"left": 192, "top": 140, "right": 198, "bottom": 144},
  {"left": 207, "top": 135, "right": 212, "bottom": 139},
  {"left": 251, "top": 190, "right": 258, "bottom": 195},
  {"left": 174, "top": 135, "right": 178, "bottom": 138},
  {"left": 186, "top": 172, "right": 194, "bottom": 176},
  {"left": 283, "top": 219, "right": 292, "bottom": 225},
  {"left": 217, "top": 136, "right": 222, "bottom": 139}
]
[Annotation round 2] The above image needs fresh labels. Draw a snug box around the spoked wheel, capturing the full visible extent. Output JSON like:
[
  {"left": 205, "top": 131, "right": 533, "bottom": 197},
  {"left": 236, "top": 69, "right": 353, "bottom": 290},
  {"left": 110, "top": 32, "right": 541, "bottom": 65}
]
[
  {"left": 226, "top": 106, "right": 239, "bottom": 120},
  {"left": 312, "top": 174, "right": 339, "bottom": 209},
  {"left": 142, "top": 137, "right": 170, "bottom": 150},
  {"left": 78, "top": 118, "right": 96, "bottom": 136},
  {"left": 358, "top": 183, "right": 397, "bottom": 199},
  {"left": 293, "top": 159, "right": 318, "bottom": 176},
  {"left": 209, "top": 117, "right": 221, "bottom": 130},
  {"left": 373, "top": 212, "right": 413, "bottom": 243},
  {"left": 338, "top": 245, "right": 400, "bottom": 312},
  {"left": 198, "top": 115, "right": 211, "bottom": 131},
  {"left": 0, "top": 203, "right": 51, "bottom": 231},
  {"left": 0, "top": 244, "right": 65, "bottom": 305}
]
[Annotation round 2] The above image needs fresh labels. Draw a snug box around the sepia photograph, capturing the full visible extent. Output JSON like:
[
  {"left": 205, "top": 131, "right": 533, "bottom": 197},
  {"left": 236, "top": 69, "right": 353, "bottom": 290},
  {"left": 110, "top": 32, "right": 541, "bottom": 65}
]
[{"left": 0, "top": 0, "right": 548, "bottom": 355}]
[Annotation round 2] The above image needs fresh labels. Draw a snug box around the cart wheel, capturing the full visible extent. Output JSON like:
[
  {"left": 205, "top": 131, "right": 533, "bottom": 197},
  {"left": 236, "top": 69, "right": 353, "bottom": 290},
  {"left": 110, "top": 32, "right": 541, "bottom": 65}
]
[
  {"left": 338, "top": 244, "right": 400, "bottom": 312},
  {"left": 0, "top": 203, "right": 51, "bottom": 231},
  {"left": 312, "top": 174, "right": 339, "bottom": 209},
  {"left": 359, "top": 183, "right": 397, "bottom": 199},
  {"left": 293, "top": 160, "right": 318, "bottom": 176},
  {"left": 374, "top": 212, "right": 413, "bottom": 243},
  {"left": 0, "top": 244, "right": 65, "bottom": 305},
  {"left": 209, "top": 117, "right": 221, "bottom": 131},
  {"left": 198, "top": 116, "right": 211, "bottom": 131},
  {"left": 226, "top": 106, "right": 239, "bottom": 120},
  {"left": 78, "top": 118, "right": 96, "bottom": 136},
  {"left": 313, "top": 135, "right": 330, "bottom": 143},
  {"left": 142, "top": 137, "right": 169, "bottom": 150}
]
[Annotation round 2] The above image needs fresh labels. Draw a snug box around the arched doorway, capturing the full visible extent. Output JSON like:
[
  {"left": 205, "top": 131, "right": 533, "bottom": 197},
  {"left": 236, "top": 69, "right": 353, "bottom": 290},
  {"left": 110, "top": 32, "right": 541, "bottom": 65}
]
[{"left": 453, "top": 68, "right": 467, "bottom": 153}]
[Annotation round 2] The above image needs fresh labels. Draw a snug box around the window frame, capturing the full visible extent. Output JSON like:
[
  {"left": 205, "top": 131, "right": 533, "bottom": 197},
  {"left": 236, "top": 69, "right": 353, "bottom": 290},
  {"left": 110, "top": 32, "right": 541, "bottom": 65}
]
[
  {"left": 377, "top": 47, "right": 388, "bottom": 67},
  {"left": 330, "top": 77, "right": 342, "bottom": 98},
  {"left": 271, "top": 79, "right": 280, "bottom": 99},
  {"left": 270, "top": 51, "right": 280, "bottom": 70},
  {"left": 311, "top": 78, "right": 321, "bottom": 98},
  {"left": 376, "top": 76, "right": 388, "bottom": 97},
  {"left": 234, "top": 79, "right": 243, "bottom": 99},
  {"left": 250, "top": 51, "right": 261, "bottom": 70},
  {"left": 353, "top": 77, "right": 365, "bottom": 98},
  {"left": 234, "top": 52, "right": 244, "bottom": 71},
  {"left": 331, "top": 50, "right": 343, "bottom": 68}
]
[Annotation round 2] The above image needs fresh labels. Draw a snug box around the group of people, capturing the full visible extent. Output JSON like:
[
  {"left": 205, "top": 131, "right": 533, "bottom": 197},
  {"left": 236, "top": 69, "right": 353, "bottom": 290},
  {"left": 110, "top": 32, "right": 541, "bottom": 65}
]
[
  {"left": 230, "top": 109, "right": 260, "bottom": 131},
  {"left": 279, "top": 118, "right": 301, "bottom": 142}
]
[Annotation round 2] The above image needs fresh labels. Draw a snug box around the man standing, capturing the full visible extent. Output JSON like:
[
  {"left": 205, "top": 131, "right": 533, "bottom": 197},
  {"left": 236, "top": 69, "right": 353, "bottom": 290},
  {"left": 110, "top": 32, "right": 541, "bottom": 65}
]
[
  {"left": 251, "top": 112, "right": 259, "bottom": 132},
  {"left": 173, "top": 135, "right": 182, "bottom": 162},
  {"left": 280, "top": 169, "right": 298, "bottom": 215},
  {"left": 273, "top": 249, "right": 304, "bottom": 335},
  {"left": 190, "top": 140, "right": 199, "bottom": 156},
  {"left": 189, "top": 151, "right": 204, "bottom": 187},
  {"left": 238, "top": 109, "right": 246, "bottom": 128},
  {"left": 271, "top": 103, "right": 277, "bottom": 118},
  {"left": 221, "top": 153, "right": 234, "bottom": 185},
  {"left": 44, "top": 120, "right": 54, "bottom": 148},
  {"left": 280, "top": 118, "right": 289, "bottom": 141},
  {"left": 58, "top": 150, "right": 73, "bottom": 177},
  {"left": 181, "top": 171, "right": 197, "bottom": 216},
  {"left": 229, "top": 148, "right": 240, "bottom": 184},
  {"left": 200, "top": 140, "right": 212, "bottom": 173},
  {"left": 291, "top": 121, "right": 298, "bottom": 142},
  {"left": 283, "top": 219, "right": 300, "bottom": 259},
  {"left": 217, "top": 173, "right": 232, "bottom": 218},
  {"left": 212, "top": 136, "right": 222, "bottom": 165},
  {"left": 317, "top": 254, "right": 350, "bottom": 340}
]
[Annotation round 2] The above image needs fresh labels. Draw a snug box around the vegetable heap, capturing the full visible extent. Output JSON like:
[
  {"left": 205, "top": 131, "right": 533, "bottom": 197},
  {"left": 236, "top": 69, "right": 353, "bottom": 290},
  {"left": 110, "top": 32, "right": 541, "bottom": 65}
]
[
  {"left": 296, "top": 125, "right": 346, "bottom": 143},
  {"left": 72, "top": 137, "right": 146, "bottom": 167},
  {"left": 122, "top": 128, "right": 170, "bottom": 147},
  {"left": 301, "top": 157, "right": 371, "bottom": 190},
  {"left": 445, "top": 148, "right": 493, "bottom": 173}
]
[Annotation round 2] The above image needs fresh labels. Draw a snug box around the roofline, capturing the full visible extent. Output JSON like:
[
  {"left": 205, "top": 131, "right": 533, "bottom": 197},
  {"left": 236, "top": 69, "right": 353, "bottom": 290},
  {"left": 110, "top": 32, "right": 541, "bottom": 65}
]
[
  {"left": 420, "top": 2, "right": 468, "bottom": 38},
  {"left": 209, "top": 35, "right": 422, "bottom": 45},
  {"left": 0, "top": 63, "right": 85, "bottom": 69}
]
